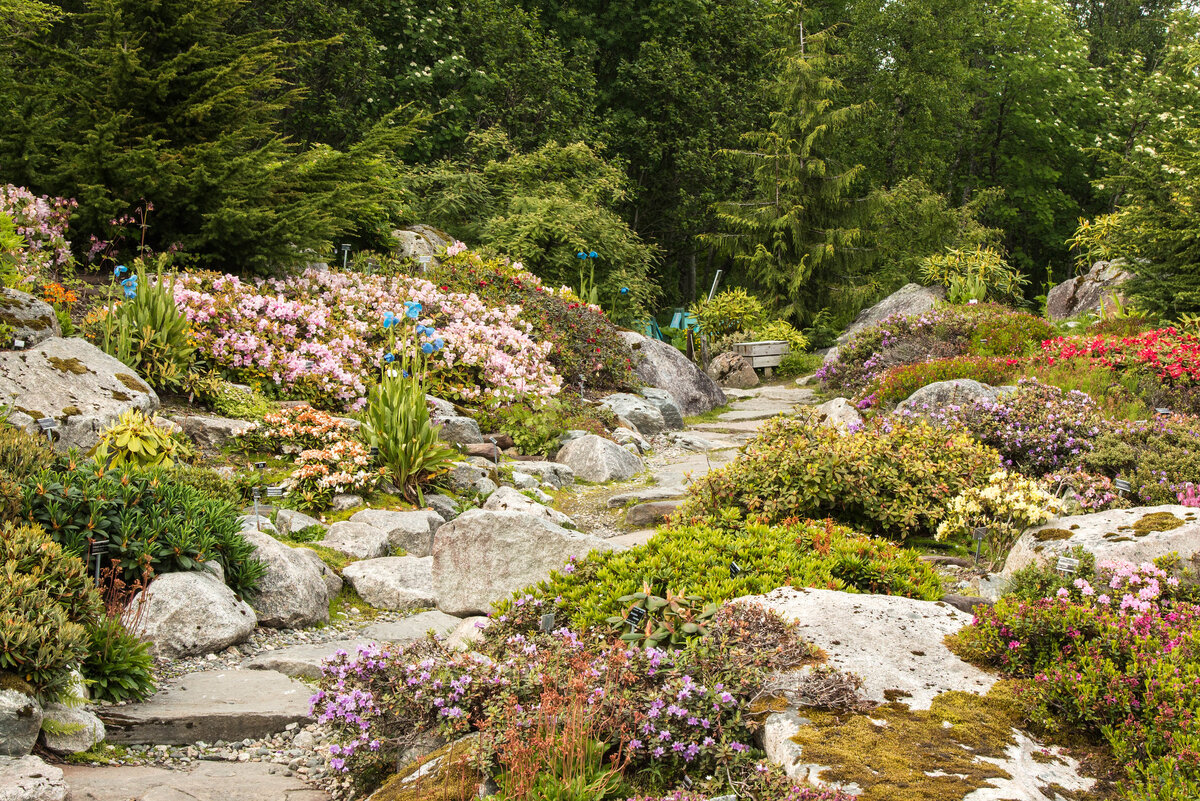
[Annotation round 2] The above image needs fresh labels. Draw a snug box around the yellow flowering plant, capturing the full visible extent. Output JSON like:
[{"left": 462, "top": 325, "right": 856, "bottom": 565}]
[{"left": 937, "top": 471, "right": 1065, "bottom": 568}]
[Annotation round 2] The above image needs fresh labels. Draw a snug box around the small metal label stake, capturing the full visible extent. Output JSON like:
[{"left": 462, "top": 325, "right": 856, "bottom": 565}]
[
  {"left": 87, "top": 538, "right": 108, "bottom": 586},
  {"left": 1115, "top": 478, "right": 1132, "bottom": 496},
  {"left": 417, "top": 254, "right": 432, "bottom": 272},
  {"left": 729, "top": 561, "right": 744, "bottom": 578},
  {"left": 1056, "top": 556, "right": 1080, "bottom": 575},
  {"left": 972, "top": 526, "right": 987, "bottom": 565},
  {"left": 539, "top": 612, "right": 556, "bottom": 633},
  {"left": 266, "top": 485, "right": 284, "bottom": 499},
  {"left": 12, "top": 339, "right": 24, "bottom": 350},
  {"left": 1156, "top": 407, "right": 1171, "bottom": 416},
  {"left": 36, "top": 417, "right": 58, "bottom": 442},
  {"left": 626, "top": 606, "right": 647, "bottom": 631}
]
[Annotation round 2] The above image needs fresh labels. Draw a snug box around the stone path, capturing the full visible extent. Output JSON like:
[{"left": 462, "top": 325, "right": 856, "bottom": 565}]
[{"left": 63, "top": 761, "right": 328, "bottom": 801}]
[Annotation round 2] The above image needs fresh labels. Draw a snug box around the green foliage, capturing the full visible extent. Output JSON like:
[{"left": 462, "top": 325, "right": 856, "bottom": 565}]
[
  {"left": 688, "top": 288, "right": 766, "bottom": 337},
  {"left": 167, "top": 464, "right": 243, "bottom": 503},
  {"left": 19, "top": 465, "right": 263, "bottom": 596},
  {"left": 967, "top": 313, "right": 1056, "bottom": 357},
  {"left": 187, "top": 373, "right": 274, "bottom": 421},
  {"left": 1082, "top": 417, "right": 1200, "bottom": 506},
  {"left": 755, "top": 320, "right": 808, "bottom": 353},
  {"left": 1001, "top": 546, "right": 1095, "bottom": 604},
  {"left": 608, "top": 587, "right": 718, "bottom": 650},
  {"left": 0, "top": 424, "right": 55, "bottom": 476},
  {"left": 81, "top": 615, "right": 155, "bottom": 703},
  {"left": 0, "top": 522, "right": 101, "bottom": 700},
  {"left": 477, "top": 396, "right": 616, "bottom": 457},
  {"left": 90, "top": 260, "right": 195, "bottom": 391},
  {"left": 1066, "top": 212, "right": 1130, "bottom": 273},
  {"left": 90, "top": 409, "right": 190, "bottom": 470},
  {"left": 919, "top": 247, "right": 1028, "bottom": 303},
  {"left": 360, "top": 373, "right": 457, "bottom": 504},
  {"left": 678, "top": 412, "right": 1000, "bottom": 540},
  {"left": 496, "top": 517, "right": 943, "bottom": 634},
  {"left": 859, "top": 356, "right": 1020, "bottom": 408}
]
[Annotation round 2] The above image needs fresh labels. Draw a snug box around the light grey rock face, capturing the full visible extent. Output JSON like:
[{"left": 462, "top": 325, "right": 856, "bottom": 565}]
[
  {"left": 611, "top": 427, "right": 650, "bottom": 454},
  {"left": 836, "top": 283, "right": 946, "bottom": 348},
  {"left": 0, "top": 691, "right": 41, "bottom": 756},
  {"left": 706, "top": 351, "right": 758, "bottom": 389},
  {"left": 237, "top": 515, "right": 276, "bottom": 535},
  {"left": 321, "top": 521, "right": 391, "bottom": 560},
  {"left": 330, "top": 493, "right": 364, "bottom": 512},
  {"left": 274, "top": 508, "right": 325, "bottom": 538},
  {"left": 293, "top": 546, "right": 343, "bottom": 599},
  {"left": 812, "top": 397, "right": 862, "bottom": 433},
  {"left": 445, "top": 616, "right": 490, "bottom": 650},
  {"left": 482, "top": 486, "right": 574, "bottom": 527},
  {"left": 472, "top": 477, "right": 498, "bottom": 498},
  {"left": 447, "top": 462, "right": 489, "bottom": 493},
  {"left": 174, "top": 414, "right": 252, "bottom": 450},
  {"left": 242, "top": 640, "right": 367, "bottom": 680},
  {"left": 0, "top": 288, "right": 60, "bottom": 348},
  {"left": 599, "top": 393, "right": 666, "bottom": 437},
  {"left": 432, "top": 510, "right": 613, "bottom": 616},
  {"left": 342, "top": 557, "right": 435, "bottom": 611},
  {"left": 39, "top": 704, "right": 104, "bottom": 756},
  {"left": 362, "top": 610, "right": 462, "bottom": 645},
  {"left": 98, "top": 670, "right": 311, "bottom": 745},
  {"left": 895, "top": 379, "right": 1007, "bottom": 415},
  {"left": 554, "top": 434, "right": 643, "bottom": 483},
  {"left": 507, "top": 461, "right": 574, "bottom": 489},
  {"left": 392, "top": 224, "right": 451, "bottom": 266},
  {"left": 1003, "top": 505, "right": 1200, "bottom": 578},
  {"left": 0, "top": 337, "right": 158, "bottom": 452},
  {"left": 60, "top": 760, "right": 326, "bottom": 801},
  {"left": 510, "top": 471, "right": 538, "bottom": 490},
  {"left": 129, "top": 572, "right": 256, "bottom": 659},
  {"left": 739, "top": 586, "right": 993, "bottom": 710},
  {"left": 0, "top": 755, "right": 66, "bottom": 801},
  {"left": 639, "top": 387, "right": 684, "bottom": 430},
  {"left": 425, "top": 394, "right": 457, "bottom": 420},
  {"left": 437, "top": 416, "right": 483, "bottom": 445},
  {"left": 349, "top": 509, "right": 443, "bottom": 557},
  {"left": 664, "top": 431, "right": 719, "bottom": 451},
  {"left": 624, "top": 500, "right": 680, "bottom": 527},
  {"left": 238, "top": 529, "right": 330, "bottom": 629},
  {"left": 424, "top": 493, "right": 460, "bottom": 521},
  {"left": 618, "top": 331, "right": 725, "bottom": 416},
  {"left": 1046, "top": 259, "right": 1133, "bottom": 320}
]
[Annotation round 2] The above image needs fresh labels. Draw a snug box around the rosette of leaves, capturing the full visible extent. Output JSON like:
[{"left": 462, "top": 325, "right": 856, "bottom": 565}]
[
  {"left": 608, "top": 584, "right": 718, "bottom": 649},
  {"left": 90, "top": 409, "right": 191, "bottom": 470},
  {"left": 82, "top": 615, "right": 155, "bottom": 703}
]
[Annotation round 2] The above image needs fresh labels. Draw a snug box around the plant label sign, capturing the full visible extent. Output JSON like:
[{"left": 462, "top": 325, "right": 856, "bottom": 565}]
[
  {"left": 539, "top": 612, "right": 556, "bottom": 633},
  {"left": 972, "top": 526, "right": 987, "bottom": 542},
  {"left": 626, "top": 606, "right": 647, "bottom": 629},
  {"left": 266, "top": 485, "right": 285, "bottom": 498},
  {"left": 1056, "top": 556, "right": 1080, "bottom": 575},
  {"left": 729, "top": 561, "right": 744, "bottom": 578},
  {"left": 1114, "top": 479, "right": 1132, "bottom": 496}
]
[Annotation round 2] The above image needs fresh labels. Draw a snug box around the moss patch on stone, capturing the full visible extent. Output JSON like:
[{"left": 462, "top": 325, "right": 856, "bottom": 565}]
[
  {"left": 60, "top": 406, "right": 80, "bottom": 417},
  {"left": 371, "top": 737, "right": 483, "bottom": 801},
  {"left": 1133, "top": 512, "right": 1185, "bottom": 536},
  {"left": 110, "top": 390, "right": 131, "bottom": 402},
  {"left": 789, "top": 683, "right": 1038, "bottom": 801},
  {"left": 14, "top": 406, "right": 45, "bottom": 419},
  {"left": 47, "top": 356, "right": 88, "bottom": 374},
  {"left": 1034, "top": 528, "right": 1073, "bottom": 542},
  {"left": 115, "top": 373, "right": 150, "bottom": 393}
]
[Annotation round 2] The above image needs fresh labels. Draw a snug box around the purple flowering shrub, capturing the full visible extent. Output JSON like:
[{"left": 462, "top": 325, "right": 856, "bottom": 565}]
[
  {"left": 312, "top": 604, "right": 816, "bottom": 795},
  {"left": 1081, "top": 414, "right": 1200, "bottom": 506},
  {"left": 952, "top": 559, "right": 1200, "bottom": 798},
  {"left": 916, "top": 379, "right": 1108, "bottom": 475},
  {"left": 627, "top": 765, "right": 857, "bottom": 801}
]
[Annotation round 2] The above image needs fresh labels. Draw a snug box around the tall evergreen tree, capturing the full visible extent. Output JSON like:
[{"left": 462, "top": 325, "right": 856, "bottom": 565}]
[{"left": 706, "top": 21, "right": 866, "bottom": 325}]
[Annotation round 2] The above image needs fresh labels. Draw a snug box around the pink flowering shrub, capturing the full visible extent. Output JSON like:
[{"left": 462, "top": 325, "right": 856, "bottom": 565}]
[
  {"left": 0, "top": 185, "right": 76, "bottom": 286},
  {"left": 234, "top": 407, "right": 358, "bottom": 454},
  {"left": 953, "top": 559, "right": 1200, "bottom": 797},
  {"left": 288, "top": 440, "right": 383, "bottom": 510},
  {"left": 174, "top": 268, "right": 560, "bottom": 409}
]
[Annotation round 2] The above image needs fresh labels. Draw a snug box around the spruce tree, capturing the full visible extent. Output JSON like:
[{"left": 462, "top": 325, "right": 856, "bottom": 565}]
[{"left": 707, "top": 19, "right": 868, "bottom": 324}]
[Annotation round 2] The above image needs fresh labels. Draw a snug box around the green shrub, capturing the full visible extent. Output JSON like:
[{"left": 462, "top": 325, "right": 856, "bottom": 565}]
[
  {"left": 89, "top": 258, "right": 196, "bottom": 392},
  {"left": 360, "top": 373, "right": 457, "bottom": 504},
  {"left": 775, "top": 350, "right": 825, "bottom": 379},
  {"left": 967, "top": 313, "right": 1055, "bottom": 357},
  {"left": 919, "top": 246, "right": 1028, "bottom": 302},
  {"left": 0, "top": 523, "right": 100, "bottom": 700},
  {"left": 1082, "top": 416, "right": 1200, "bottom": 505},
  {"left": 756, "top": 319, "right": 809, "bottom": 352},
  {"left": 493, "top": 518, "right": 943, "bottom": 635},
  {"left": 478, "top": 396, "right": 616, "bottom": 456},
  {"left": 689, "top": 288, "right": 766, "bottom": 337},
  {"left": 168, "top": 464, "right": 242, "bottom": 502},
  {"left": 188, "top": 373, "right": 274, "bottom": 421},
  {"left": 90, "top": 409, "right": 191, "bottom": 470},
  {"left": 677, "top": 412, "right": 999, "bottom": 540},
  {"left": 858, "top": 356, "right": 1020, "bottom": 408},
  {"left": 81, "top": 615, "right": 155, "bottom": 703},
  {"left": 0, "top": 425, "right": 56, "bottom": 476},
  {"left": 19, "top": 465, "right": 263, "bottom": 596}
]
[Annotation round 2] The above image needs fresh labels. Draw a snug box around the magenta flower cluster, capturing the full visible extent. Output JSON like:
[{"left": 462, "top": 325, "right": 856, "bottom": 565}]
[{"left": 0, "top": 184, "right": 76, "bottom": 285}]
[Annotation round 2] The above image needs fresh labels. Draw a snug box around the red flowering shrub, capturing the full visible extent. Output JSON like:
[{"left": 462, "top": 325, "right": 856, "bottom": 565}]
[{"left": 857, "top": 355, "right": 1021, "bottom": 408}]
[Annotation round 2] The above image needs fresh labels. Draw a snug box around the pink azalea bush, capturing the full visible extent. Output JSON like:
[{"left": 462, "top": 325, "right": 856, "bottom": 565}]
[
  {"left": 954, "top": 559, "right": 1200, "bottom": 798},
  {"left": 174, "top": 268, "right": 560, "bottom": 409},
  {"left": 288, "top": 439, "right": 383, "bottom": 510},
  {"left": 0, "top": 184, "right": 76, "bottom": 285}
]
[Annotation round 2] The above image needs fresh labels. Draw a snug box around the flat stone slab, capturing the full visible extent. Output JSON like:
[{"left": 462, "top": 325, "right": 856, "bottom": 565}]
[
  {"left": 62, "top": 761, "right": 329, "bottom": 801},
  {"left": 739, "top": 586, "right": 994, "bottom": 710},
  {"left": 606, "top": 487, "right": 687, "bottom": 508},
  {"left": 361, "top": 610, "right": 461, "bottom": 644},
  {"left": 607, "top": 530, "right": 656, "bottom": 551},
  {"left": 99, "top": 670, "right": 312, "bottom": 745},
  {"left": 240, "top": 641, "right": 366, "bottom": 681}
]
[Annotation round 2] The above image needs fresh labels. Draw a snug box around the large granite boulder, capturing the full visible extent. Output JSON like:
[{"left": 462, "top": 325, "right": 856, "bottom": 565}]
[
  {"left": 0, "top": 337, "right": 158, "bottom": 451},
  {"left": 812, "top": 397, "right": 862, "bottom": 433},
  {"left": 619, "top": 331, "right": 725, "bottom": 416},
  {"left": 555, "top": 434, "right": 643, "bottom": 483},
  {"left": 432, "top": 510, "right": 613, "bottom": 615},
  {"left": 436, "top": 416, "right": 483, "bottom": 446},
  {"left": 0, "top": 690, "right": 41, "bottom": 757},
  {"left": 342, "top": 557, "right": 435, "bottom": 611},
  {"left": 895, "top": 379, "right": 1012, "bottom": 415},
  {"left": 706, "top": 351, "right": 758, "bottom": 389},
  {"left": 349, "top": 509, "right": 443, "bottom": 557},
  {"left": 128, "top": 572, "right": 256, "bottom": 658},
  {"left": 598, "top": 393, "right": 666, "bottom": 437},
  {"left": 275, "top": 508, "right": 325, "bottom": 538},
  {"left": 506, "top": 461, "right": 574, "bottom": 490},
  {"left": 826, "top": 283, "right": 945, "bottom": 363},
  {"left": 39, "top": 703, "right": 105, "bottom": 756},
  {"left": 320, "top": 521, "right": 391, "bottom": 560},
  {"left": 391, "top": 225, "right": 451, "bottom": 268},
  {"left": 0, "top": 755, "right": 66, "bottom": 801},
  {"left": 638, "top": 387, "right": 684, "bottom": 430},
  {"left": 238, "top": 528, "right": 331, "bottom": 629},
  {"left": 482, "top": 486, "right": 573, "bottom": 527},
  {"left": 1046, "top": 259, "right": 1134, "bottom": 320},
  {"left": 1003, "top": 505, "right": 1200, "bottom": 578},
  {"left": 174, "top": 414, "right": 253, "bottom": 450},
  {"left": 293, "top": 547, "right": 342, "bottom": 600},
  {"left": 0, "top": 288, "right": 60, "bottom": 348}
]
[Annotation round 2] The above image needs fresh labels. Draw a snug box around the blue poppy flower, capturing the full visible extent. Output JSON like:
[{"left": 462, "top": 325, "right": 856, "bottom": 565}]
[
  {"left": 589, "top": 250, "right": 598, "bottom": 259},
  {"left": 403, "top": 369, "right": 410, "bottom": 378},
  {"left": 576, "top": 251, "right": 587, "bottom": 259},
  {"left": 384, "top": 352, "right": 395, "bottom": 363},
  {"left": 433, "top": 338, "right": 445, "bottom": 350},
  {"left": 114, "top": 265, "right": 127, "bottom": 276},
  {"left": 620, "top": 287, "right": 629, "bottom": 295},
  {"left": 424, "top": 327, "right": 436, "bottom": 338},
  {"left": 421, "top": 342, "right": 434, "bottom": 355},
  {"left": 405, "top": 303, "right": 422, "bottom": 319},
  {"left": 383, "top": 312, "right": 396, "bottom": 329}
]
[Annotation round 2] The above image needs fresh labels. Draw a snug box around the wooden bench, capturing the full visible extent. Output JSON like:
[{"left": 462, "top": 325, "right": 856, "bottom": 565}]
[{"left": 731, "top": 340, "right": 790, "bottom": 378}]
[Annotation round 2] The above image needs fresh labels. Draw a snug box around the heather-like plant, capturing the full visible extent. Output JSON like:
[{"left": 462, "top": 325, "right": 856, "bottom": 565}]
[
  {"left": 1043, "top": 469, "right": 1126, "bottom": 512},
  {"left": 0, "top": 185, "right": 76, "bottom": 286},
  {"left": 1081, "top": 415, "right": 1200, "bottom": 505},
  {"left": 856, "top": 355, "right": 1020, "bottom": 409},
  {"left": 677, "top": 411, "right": 998, "bottom": 540}
]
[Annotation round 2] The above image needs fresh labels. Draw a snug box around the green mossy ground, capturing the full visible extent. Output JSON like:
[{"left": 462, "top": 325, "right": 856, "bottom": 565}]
[{"left": 371, "top": 737, "right": 484, "bottom": 801}]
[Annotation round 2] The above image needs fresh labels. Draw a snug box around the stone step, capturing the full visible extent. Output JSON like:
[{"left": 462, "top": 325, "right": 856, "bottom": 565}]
[
  {"left": 241, "top": 641, "right": 367, "bottom": 681},
  {"left": 99, "top": 670, "right": 312, "bottom": 746},
  {"left": 62, "top": 761, "right": 329, "bottom": 801}
]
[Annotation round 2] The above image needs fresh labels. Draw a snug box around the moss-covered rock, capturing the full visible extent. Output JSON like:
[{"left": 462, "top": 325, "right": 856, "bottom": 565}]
[{"left": 369, "top": 736, "right": 488, "bottom": 801}]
